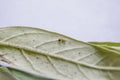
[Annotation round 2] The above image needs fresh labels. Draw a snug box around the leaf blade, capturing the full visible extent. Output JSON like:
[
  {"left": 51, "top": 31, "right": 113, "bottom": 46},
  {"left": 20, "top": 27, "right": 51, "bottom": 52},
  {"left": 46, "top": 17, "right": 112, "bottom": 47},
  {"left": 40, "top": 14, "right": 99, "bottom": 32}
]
[{"left": 0, "top": 26, "right": 120, "bottom": 80}]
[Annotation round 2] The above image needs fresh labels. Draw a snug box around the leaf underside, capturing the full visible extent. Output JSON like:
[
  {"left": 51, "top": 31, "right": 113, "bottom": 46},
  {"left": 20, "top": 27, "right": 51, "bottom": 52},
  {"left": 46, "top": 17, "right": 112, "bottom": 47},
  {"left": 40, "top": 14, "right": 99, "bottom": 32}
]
[{"left": 0, "top": 26, "right": 120, "bottom": 80}]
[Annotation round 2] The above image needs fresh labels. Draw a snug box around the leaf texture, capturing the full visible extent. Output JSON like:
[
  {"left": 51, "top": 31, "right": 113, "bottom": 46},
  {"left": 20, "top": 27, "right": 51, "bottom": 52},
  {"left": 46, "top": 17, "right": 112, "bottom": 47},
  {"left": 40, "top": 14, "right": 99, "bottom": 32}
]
[
  {"left": 0, "top": 26, "right": 120, "bottom": 80},
  {"left": 0, "top": 67, "right": 54, "bottom": 80},
  {"left": 89, "top": 42, "right": 120, "bottom": 53}
]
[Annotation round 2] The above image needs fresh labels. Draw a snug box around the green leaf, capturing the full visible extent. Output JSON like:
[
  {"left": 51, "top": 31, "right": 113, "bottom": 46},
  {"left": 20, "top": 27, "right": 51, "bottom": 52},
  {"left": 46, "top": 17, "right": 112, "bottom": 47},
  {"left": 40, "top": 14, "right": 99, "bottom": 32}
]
[
  {"left": 0, "top": 67, "right": 16, "bottom": 80},
  {"left": 0, "top": 26, "right": 120, "bottom": 80},
  {"left": 89, "top": 42, "right": 120, "bottom": 46},
  {"left": 0, "top": 66, "right": 54, "bottom": 80},
  {"left": 89, "top": 42, "right": 120, "bottom": 52}
]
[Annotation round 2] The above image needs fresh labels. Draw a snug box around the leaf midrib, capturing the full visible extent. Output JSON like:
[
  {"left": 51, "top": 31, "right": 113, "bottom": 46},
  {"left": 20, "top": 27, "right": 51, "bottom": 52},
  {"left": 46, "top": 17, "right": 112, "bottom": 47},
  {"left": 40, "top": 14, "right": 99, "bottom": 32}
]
[{"left": 0, "top": 41, "right": 120, "bottom": 71}]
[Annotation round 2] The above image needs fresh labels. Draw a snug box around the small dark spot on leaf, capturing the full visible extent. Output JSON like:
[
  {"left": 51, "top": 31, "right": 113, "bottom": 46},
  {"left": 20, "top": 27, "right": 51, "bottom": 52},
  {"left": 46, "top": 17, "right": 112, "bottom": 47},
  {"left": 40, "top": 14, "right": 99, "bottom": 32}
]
[
  {"left": 36, "top": 57, "right": 39, "bottom": 59},
  {"left": 33, "top": 40, "right": 35, "bottom": 42},
  {"left": 58, "top": 38, "right": 66, "bottom": 44}
]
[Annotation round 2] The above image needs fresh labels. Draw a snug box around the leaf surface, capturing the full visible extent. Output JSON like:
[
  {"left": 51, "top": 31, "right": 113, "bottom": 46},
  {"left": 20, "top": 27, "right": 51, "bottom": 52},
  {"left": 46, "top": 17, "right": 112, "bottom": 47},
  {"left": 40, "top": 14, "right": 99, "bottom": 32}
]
[
  {"left": 89, "top": 42, "right": 120, "bottom": 53},
  {"left": 0, "top": 66, "right": 54, "bottom": 80},
  {"left": 0, "top": 26, "right": 120, "bottom": 80}
]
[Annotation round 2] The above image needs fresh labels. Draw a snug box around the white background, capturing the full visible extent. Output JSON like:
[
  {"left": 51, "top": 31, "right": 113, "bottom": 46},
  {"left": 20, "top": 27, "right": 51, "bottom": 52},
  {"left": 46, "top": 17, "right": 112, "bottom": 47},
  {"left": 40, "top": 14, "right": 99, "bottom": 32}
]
[{"left": 0, "top": 0, "right": 120, "bottom": 42}]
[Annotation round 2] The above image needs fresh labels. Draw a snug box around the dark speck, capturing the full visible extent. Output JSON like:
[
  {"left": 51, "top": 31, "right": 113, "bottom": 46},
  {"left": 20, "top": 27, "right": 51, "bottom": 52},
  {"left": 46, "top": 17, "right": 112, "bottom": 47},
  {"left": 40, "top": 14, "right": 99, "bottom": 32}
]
[
  {"left": 33, "top": 40, "right": 35, "bottom": 42},
  {"left": 58, "top": 38, "right": 66, "bottom": 44},
  {"left": 36, "top": 57, "right": 39, "bottom": 59}
]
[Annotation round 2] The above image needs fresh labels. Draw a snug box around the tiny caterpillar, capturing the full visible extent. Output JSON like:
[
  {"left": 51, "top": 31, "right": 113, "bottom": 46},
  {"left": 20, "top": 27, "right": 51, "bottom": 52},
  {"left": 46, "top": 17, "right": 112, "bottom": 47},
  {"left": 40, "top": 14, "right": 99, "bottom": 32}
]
[{"left": 58, "top": 38, "right": 66, "bottom": 44}]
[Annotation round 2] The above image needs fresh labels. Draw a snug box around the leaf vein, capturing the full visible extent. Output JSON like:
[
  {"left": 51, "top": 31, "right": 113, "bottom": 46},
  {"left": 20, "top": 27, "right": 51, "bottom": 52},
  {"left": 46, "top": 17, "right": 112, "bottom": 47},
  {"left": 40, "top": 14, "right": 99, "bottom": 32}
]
[
  {"left": 47, "top": 56, "right": 69, "bottom": 78},
  {"left": 20, "top": 49, "right": 43, "bottom": 74},
  {"left": 1, "top": 32, "right": 44, "bottom": 41}
]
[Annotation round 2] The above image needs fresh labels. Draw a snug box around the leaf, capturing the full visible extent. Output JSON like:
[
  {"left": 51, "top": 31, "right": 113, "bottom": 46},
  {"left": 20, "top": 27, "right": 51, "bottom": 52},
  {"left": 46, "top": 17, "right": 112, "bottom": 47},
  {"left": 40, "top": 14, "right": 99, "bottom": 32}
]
[
  {"left": 0, "top": 26, "right": 120, "bottom": 80},
  {"left": 89, "top": 42, "right": 120, "bottom": 46},
  {"left": 0, "top": 66, "right": 54, "bottom": 80},
  {"left": 0, "top": 67, "right": 16, "bottom": 80},
  {"left": 89, "top": 42, "right": 120, "bottom": 52}
]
